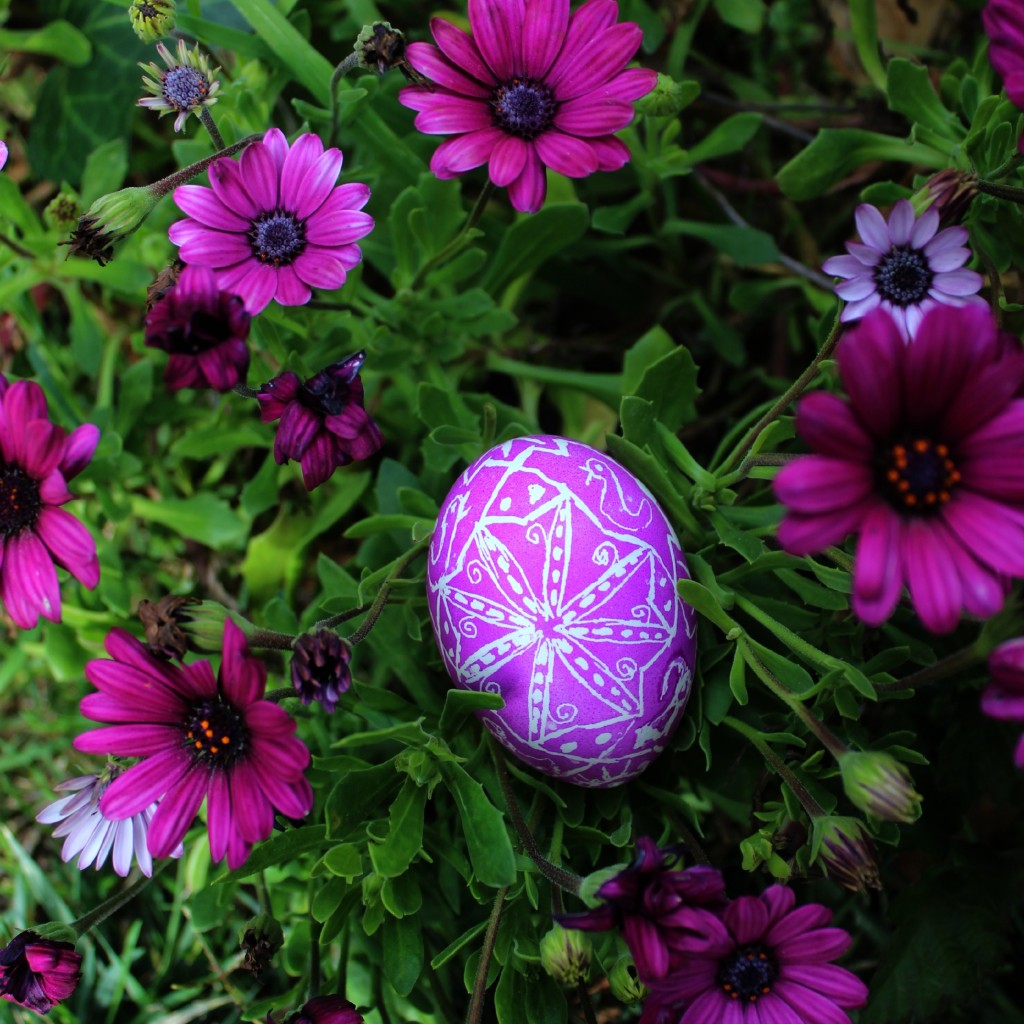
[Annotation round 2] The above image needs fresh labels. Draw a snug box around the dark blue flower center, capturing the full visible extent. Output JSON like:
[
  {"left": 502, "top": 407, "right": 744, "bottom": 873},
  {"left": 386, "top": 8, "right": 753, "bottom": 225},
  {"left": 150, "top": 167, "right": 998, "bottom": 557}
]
[
  {"left": 162, "top": 66, "right": 211, "bottom": 111},
  {"left": 300, "top": 373, "right": 350, "bottom": 416},
  {"left": 492, "top": 78, "right": 556, "bottom": 140},
  {"left": 873, "top": 246, "right": 933, "bottom": 306},
  {"left": 0, "top": 465, "right": 41, "bottom": 535},
  {"left": 249, "top": 211, "right": 306, "bottom": 266},
  {"left": 717, "top": 944, "right": 778, "bottom": 1002},
  {"left": 882, "top": 437, "right": 960, "bottom": 513},
  {"left": 185, "top": 698, "right": 248, "bottom": 765}
]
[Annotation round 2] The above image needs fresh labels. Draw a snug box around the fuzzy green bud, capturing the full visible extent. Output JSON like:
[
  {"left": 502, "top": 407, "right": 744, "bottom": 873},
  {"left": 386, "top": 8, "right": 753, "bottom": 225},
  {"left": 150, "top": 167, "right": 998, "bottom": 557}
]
[
  {"left": 43, "top": 192, "right": 81, "bottom": 232},
  {"left": 910, "top": 167, "right": 979, "bottom": 226},
  {"left": 239, "top": 913, "right": 284, "bottom": 977},
  {"left": 33, "top": 922, "right": 78, "bottom": 944},
  {"left": 539, "top": 924, "right": 591, "bottom": 987},
  {"left": 608, "top": 956, "right": 647, "bottom": 1004},
  {"left": 174, "top": 600, "right": 244, "bottom": 653},
  {"left": 129, "top": 0, "right": 176, "bottom": 43},
  {"left": 810, "top": 816, "right": 882, "bottom": 893},
  {"left": 840, "top": 751, "right": 922, "bottom": 824},
  {"left": 635, "top": 73, "right": 699, "bottom": 117},
  {"left": 61, "top": 186, "right": 159, "bottom": 265}
]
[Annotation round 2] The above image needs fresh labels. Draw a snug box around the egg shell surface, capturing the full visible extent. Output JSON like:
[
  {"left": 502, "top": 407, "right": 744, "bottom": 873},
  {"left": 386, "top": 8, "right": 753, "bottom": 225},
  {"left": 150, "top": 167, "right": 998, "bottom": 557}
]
[{"left": 427, "top": 435, "right": 697, "bottom": 788}]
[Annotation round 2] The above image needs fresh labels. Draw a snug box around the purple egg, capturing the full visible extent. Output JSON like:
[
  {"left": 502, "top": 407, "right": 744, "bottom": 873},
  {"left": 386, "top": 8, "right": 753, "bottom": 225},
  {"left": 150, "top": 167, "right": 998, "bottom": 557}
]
[{"left": 427, "top": 435, "right": 697, "bottom": 788}]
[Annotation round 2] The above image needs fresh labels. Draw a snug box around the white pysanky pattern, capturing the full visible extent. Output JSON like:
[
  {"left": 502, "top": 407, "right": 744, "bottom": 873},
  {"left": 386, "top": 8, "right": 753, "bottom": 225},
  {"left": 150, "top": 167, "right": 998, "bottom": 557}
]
[{"left": 427, "top": 435, "right": 697, "bottom": 788}]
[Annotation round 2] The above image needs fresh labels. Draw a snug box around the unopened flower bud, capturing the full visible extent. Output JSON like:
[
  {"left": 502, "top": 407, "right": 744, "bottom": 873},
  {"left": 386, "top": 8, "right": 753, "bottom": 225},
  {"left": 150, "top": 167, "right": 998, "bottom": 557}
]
[
  {"left": 810, "top": 816, "right": 882, "bottom": 893},
  {"left": 911, "top": 168, "right": 979, "bottom": 227},
  {"left": 61, "top": 186, "right": 159, "bottom": 265},
  {"left": 173, "top": 600, "right": 244, "bottom": 653},
  {"left": 608, "top": 955, "right": 647, "bottom": 1004},
  {"left": 635, "top": 73, "right": 697, "bottom": 116},
  {"left": 291, "top": 629, "right": 352, "bottom": 713},
  {"left": 840, "top": 750, "right": 922, "bottom": 823},
  {"left": 32, "top": 923, "right": 78, "bottom": 945},
  {"left": 539, "top": 924, "right": 591, "bottom": 987},
  {"left": 43, "top": 192, "right": 81, "bottom": 232},
  {"left": 129, "top": 0, "right": 176, "bottom": 43},
  {"left": 240, "top": 913, "right": 284, "bottom": 977},
  {"left": 139, "top": 595, "right": 200, "bottom": 660}
]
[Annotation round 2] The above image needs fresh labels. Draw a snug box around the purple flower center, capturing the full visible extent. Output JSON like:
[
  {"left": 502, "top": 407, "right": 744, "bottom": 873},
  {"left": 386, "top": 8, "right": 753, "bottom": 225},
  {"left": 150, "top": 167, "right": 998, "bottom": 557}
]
[
  {"left": 882, "top": 438, "right": 961, "bottom": 512},
  {"left": 162, "top": 66, "right": 211, "bottom": 112},
  {"left": 300, "top": 372, "right": 350, "bottom": 416},
  {"left": 0, "top": 465, "right": 41, "bottom": 535},
  {"left": 185, "top": 697, "right": 249, "bottom": 765},
  {"left": 169, "top": 308, "right": 237, "bottom": 355},
  {"left": 249, "top": 211, "right": 306, "bottom": 266},
  {"left": 491, "top": 78, "right": 556, "bottom": 140},
  {"left": 717, "top": 944, "right": 778, "bottom": 1002},
  {"left": 873, "top": 246, "right": 933, "bottom": 307}
]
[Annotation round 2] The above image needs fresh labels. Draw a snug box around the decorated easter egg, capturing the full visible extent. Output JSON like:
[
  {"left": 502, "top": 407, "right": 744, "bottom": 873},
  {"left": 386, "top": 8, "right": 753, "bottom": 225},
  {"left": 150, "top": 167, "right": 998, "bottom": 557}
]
[{"left": 427, "top": 435, "right": 696, "bottom": 788}]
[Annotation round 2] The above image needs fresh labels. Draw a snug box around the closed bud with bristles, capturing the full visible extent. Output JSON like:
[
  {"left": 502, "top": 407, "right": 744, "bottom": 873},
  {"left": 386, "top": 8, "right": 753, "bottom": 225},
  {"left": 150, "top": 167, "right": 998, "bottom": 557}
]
[
  {"left": 43, "top": 192, "right": 80, "bottom": 232},
  {"left": 810, "top": 816, "right": 882, "bottom": 893},
  {"left": 129, "top": 0, "right": 176, "bottom": 43},
  {"left": 61, "top": 186, "right": 160, "bottom": 265},
  {"left": 240, "top": 913, "right": 284, "bottom": 977},
  {"left": 139, "top": 595, "right": 200, "bottom": 660},
  {"left": 840, "top": 751, "right": 923, "bottom": 824},
  {"left": 608, "top": 955, "right": 647, "bottom": 1004},
  {"left": 539, "top": 924, "right": 591, "bottom": 987},
  {"left": 635, "top": 72, "right": 697, "bottom": 116},
  {"left": 175, "top": 600, "right": 253, "bottom": 653},
  {"left": 911, "top": 168, "right": 979, "bottom": 227}
]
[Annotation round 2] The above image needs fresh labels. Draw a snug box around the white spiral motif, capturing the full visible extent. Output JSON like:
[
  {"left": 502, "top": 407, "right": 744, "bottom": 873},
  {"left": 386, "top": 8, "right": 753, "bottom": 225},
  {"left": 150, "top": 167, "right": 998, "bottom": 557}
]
[{"left": 592, "top": 541, "right": 617, "bottom": 566}]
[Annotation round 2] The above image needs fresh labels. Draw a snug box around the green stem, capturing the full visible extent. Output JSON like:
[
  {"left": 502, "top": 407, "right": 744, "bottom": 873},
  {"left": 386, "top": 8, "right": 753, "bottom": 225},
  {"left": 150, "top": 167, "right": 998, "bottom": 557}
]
[
  {"left": 342, "top": 534, "right": 432, "bottom": 646},
  {"left": 150, "top": 135, "right": 261, "bottom": 198},
  {"left": 0, "top": 231, "right": 35, "bottom": 259},
  {"left": 410, "top": 182, "right": 495, "bottom": 290},
  {"left": 977, "top": 179, "right": 1024, "bottom": 204},
  {"left": 876, "top": 643, "right": 982, "bottom": 694},
  {"left": 312, "top": 602, "right": 370, "bottom": 632},
  {"left": 258, "top": 872, "right": 272, "bottom": 914},
  {"left": 70, "top": 861, "right": 169, "bottom": 936},
  {"left": 489, "top": 740, "right": 583, "bottom": 896},
  {"left": 232, "top": 383, "right": 260, "bottom": 399},
  {"left": 264, "top": 687, "right": 299, "bottom": 703},
  {"left": 724, "top": 715, "right": 827, "bottom": 817},
  {"left": 198, "top": 107, "right": 225, "bottom": 150},
  {"left": 576, "top": 981, "right": 599, "bottom": 1024},
  {"left": 328, "top": 52, "right": 364, "bottom": 149},
  {"left": 466, "top": 886, "right": 509, "bottom": 1024},
  {"left": 308, "top": 916, "right": 322, "bottom": 1000},
  {"left": 247, "top": 628, "right": 296, "bottom": 650},
  {"left": 738, "top": 638, "right": 848, "bottom": 760},
  {"left": 987, "top": 151, "right": 1024, "bottom": 181},
  {"left": 717, "top": 306, "right": 843, "bottom": 475}
]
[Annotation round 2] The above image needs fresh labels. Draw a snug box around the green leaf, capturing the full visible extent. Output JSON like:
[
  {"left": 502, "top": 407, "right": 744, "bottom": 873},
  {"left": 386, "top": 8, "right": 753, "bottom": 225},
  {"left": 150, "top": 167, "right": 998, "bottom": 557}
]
[
  {"left": 848, "top": 0, "right": 887, "bottom": 92},
  {"left": 713, "top": 0, "right": 765, "bottom": 33},
  {"left": 483, "top": 203, "right": 589, "bottom": 294},
  {"left": 438, "top": 689, "right": 505, "bottom": 736},
  {"left": 663, "top": 220, "right": 780, "bottom": 266},
  {"left": 440, "top": 763, "right": 516, "bottom": 888},
  {"left": 221, "top": 826, "right": 328, "bottom": 880},
  {"left": 729, "top": 645, "right": 749, "bottom": 706},
  {"left": 382, "top": 915, "right": 424, "bottom": 997},
  {"left": 369, "top": 779, "right": 427, "bottom": 878},
  {"left": 776, "top": 129, "right": 947, "bottom": 200},
  {"left": 430, "top": 920, "right": 489, "bottom": 970},
  {"left": 886, "top": 59, "right": 966, "bottom": 143},
  {"left": 227, "top": 0, "right": 334, "bottom": 104},
  {"left": 0, "top": 20, "right": 91, "bottom": 66},
  {"left": 80, "top": 139, "right": 128, "bottom": 206},
  {"left": 322, "top": 843, "right": 363, "bottom": 878},
  {"left": 634, "top": 345, "right": 700, "bottom": 430},
  {"left": 130, "top": 494, "right": 248, "bottom": 549},
  {"left": 677, "top": 579, "right": 739, "bottom": 634},
  {"left": 685, "top": 112, "right": 763, "bottom": 163},
  {"left": 326, "top": 759, "right": 402, "bottom": 839}
]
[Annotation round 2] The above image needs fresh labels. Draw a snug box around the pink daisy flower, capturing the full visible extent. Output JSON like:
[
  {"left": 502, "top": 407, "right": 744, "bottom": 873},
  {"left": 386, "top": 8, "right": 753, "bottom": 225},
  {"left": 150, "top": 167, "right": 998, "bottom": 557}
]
[
  {"left": 983, "top": 0, "right": 1024, "bottom": 108},
  {"left": 73, "top": 619, "right": 313, "bottom": 870},
  {"left": 398, "top": 0, "right": 657, "bottom": 213},
  {"left": 168, "top": 128, "right": 374, "bottom": 315},
  {"left": 0, "top": 931, "right": 82, "bottom": 1016},
  {"left": 0, "top": 140, "right": 8, "bottom": 172},
  {"left": 0, "top": 376, "right": 99, "bottom": 629},
  {"left": 775, "top": 304, "right": 1024, "bottom": 634},
  {"left": 821, "top": 200, "right": 985, "bottom": 340},
  {"left": 981, "top": 638, "right": 1024, "bottom": 767},
  {"left": 639, "top": 886, "right": 868, "bottom": 1024}
]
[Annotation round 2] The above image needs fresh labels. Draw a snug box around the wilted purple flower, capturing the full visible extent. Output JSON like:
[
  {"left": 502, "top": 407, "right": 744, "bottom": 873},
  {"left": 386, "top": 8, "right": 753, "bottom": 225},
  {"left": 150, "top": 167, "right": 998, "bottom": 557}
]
[
  {"left": 74, "top": 620, "right": 313, "bottom": 870},
  {"left": 268, "top": 996, "right": 364, "bottom": 1024},
  {"left": 169, "top": 128, "right": 374, "bottom": 314},
  {"left": 822, "top": 199, "right": 985, "bottom": 340},
  {"left": 981, "top": 638, "right": 1024, "bottom": 766},
  {"left": 256, "top": 351, "right": 384, "bottom": 490},
  {"left": 639, "top": 886, "right": 868, "bottom": 1024},
  {"left": 775, "top": 304, "right": 1024, "bottom": 634},
  {"left": 558, "top": 837, "right": 726, "bottom": 982},
  {"left": 0, "top": 931, "right": 82, "bottom": 1015},
  {"left": 983, "top": 0, "right": 1024, "bottom": 108},
  {"left": 36, "top": 766, "right": 183, "bottom": 877},
  {"left": 398, "top": 0, "right": 657, "bottom": 213},
  {"left": 0, "top": 376, "right": 99, "bottom": 629},
  {"left": 291, "top": 629, "right": 352, "bottom": 712},
  {"left": 138, "top": 38, "right": 220, "bottom": 132},
  {"left": 144, "top": 264, "right": 251, "bottom": 392}
]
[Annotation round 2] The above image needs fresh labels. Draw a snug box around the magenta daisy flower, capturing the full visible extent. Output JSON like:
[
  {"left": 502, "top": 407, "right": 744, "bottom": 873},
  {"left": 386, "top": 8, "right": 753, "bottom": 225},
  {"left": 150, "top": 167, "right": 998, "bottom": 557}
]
[
  {"left": 144, "top": 264, "right": 251, "bottom": 392},
  {"left": 268, "top": 996, "right": 365, "bottom": 1024},
  {"left": 983, "top": 0, "right": 1024, "bottom": 108},
  {"left": 0, "top": 376, "right": 99, "bottom": 629},
  {"left": 775, "top": 303, "right": 1024, "bottom": 634},
  {"left": 557, "top": 837, "right": 726, "bottom": 982},
  {"left": 256, "top": 351, "right": 384, "bottom": 490},
  {"left": 397, "top": 0, "right": 657, "bottom": 213},
  {"left": 640, "top": 886, "right": 868, "bottom": 1024},
  {"left": 168, "top": 128, "right": 373, "bottom": 315},
  {"left": 36, "top": 767, "right": 183, "bottom": 877},
  {"left": 0, "top": 931, "right": 82, "bottom": 1015},
  {"left": 73, "top": 619, "right": 313, "bottom": 870},
  {"left": 981, "top": 638, "right": 1024, "bottom": 766},
  {"left": 821, "top": 199, "right": 985, "bottom": 340},
  {"left": 0, "top": 140, "right": 7, "bottom": 172}
]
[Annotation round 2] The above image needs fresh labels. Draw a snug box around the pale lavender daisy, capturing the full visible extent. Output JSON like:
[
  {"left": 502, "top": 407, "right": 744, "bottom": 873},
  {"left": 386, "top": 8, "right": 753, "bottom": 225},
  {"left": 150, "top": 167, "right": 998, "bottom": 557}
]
[
  {"left": 36, "top": 766, "right": 183, "bottom": 877},
  {"left": 822, "top": 199, "right": 985, "bottom": 340}
]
